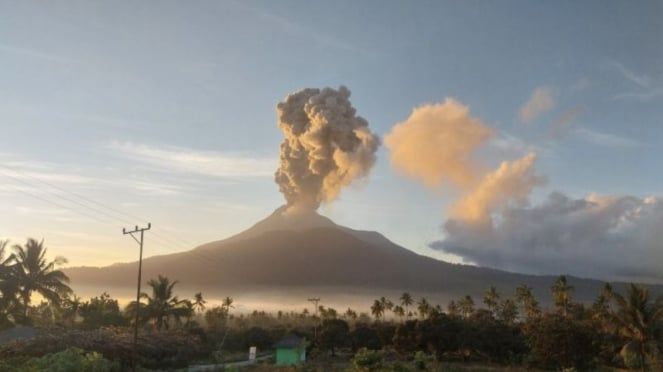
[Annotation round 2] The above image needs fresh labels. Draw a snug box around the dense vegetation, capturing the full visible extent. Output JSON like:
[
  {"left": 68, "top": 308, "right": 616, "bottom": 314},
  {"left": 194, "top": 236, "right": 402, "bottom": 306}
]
[{"left": 0, "top": 239, "right": 662, "bottom": 371}]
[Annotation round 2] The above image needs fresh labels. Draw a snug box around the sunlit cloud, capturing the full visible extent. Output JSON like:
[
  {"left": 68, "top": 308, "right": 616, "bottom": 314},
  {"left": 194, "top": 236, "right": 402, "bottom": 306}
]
[
  {"left": 107, "top": 141, "right": 276, "bottom": 178},
  {"left": 519, "top": 86, "right": 556, "bottom": 123}
]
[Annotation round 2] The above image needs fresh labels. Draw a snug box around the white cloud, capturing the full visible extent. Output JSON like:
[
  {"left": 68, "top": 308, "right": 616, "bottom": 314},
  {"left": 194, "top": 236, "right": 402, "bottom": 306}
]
[
  {"left": 519, "top": 86, "right": 556, "bottom": 123},
  {"left": 432, "top": 192, "right": 663, "bottom": 283},
  {"left": 107, "top": 141, "right": 276, "bottom": 178},
  {"left": 573, "top": 127, "right": 640, "bottom": 147},
  {"left": 609, "top": 62, "right": 652, "bottom": 88}
]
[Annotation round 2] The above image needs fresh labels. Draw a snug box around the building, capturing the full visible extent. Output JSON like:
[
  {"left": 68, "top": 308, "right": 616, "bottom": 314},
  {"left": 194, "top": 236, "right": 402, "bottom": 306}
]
[{"left": 274, "top": 335, "right": 308, "bottom": 366}]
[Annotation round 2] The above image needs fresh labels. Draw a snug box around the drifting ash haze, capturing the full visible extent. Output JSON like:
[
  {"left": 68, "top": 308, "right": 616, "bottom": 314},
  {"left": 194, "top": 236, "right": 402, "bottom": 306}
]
[
  {"left": 274, "top": 86, "right": 380, "bottom": 214},
  {"left": 385, "top": 97, "right": 663, "bottom": 284}
]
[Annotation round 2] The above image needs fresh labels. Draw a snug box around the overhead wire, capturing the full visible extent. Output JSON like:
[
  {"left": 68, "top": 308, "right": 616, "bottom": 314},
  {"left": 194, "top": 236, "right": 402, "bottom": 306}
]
[{"left": 0, "top": 165, "right": 228, "bottom": 270}]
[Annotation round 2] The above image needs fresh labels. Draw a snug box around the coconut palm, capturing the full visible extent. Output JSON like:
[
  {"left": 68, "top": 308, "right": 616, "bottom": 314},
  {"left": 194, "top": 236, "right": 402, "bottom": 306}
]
[
  {"left": 0, "top": 240, "right": 20, "bottom": 318},
  {"left": 458, "top": 295, "right": 475, "bottom": 319},
  {"left": 222, "top": 296, "right": 234, "bottom": 312},
  {"left": 611, "top": 284, "right": 663, "bottom": 372},
  {"left": 193, "top": 292, "right": 206, "bottom": 313},
  {"left": 400, "top": 292, "right": 413, "bottom": 319},
  {"left": 551, "top": 275, "right": 574, "bottom": 316},
  {"left": 483, "top": 286, "right": 500, "bottom": 315},
  {"left": 370, "top": 299, "right": 385, "bottom": 321},
  {"left": 447, "top": 300, "right": 460, "bottom": 317},
  {"left": 9, "top": 239, "right": 72, "bottom": 321},
  {"left": 392, "top": 305, "right": 405, "bottom": 322},
  {"left": 417, "top": 297, "right": 431, "bottom": 319},
  {"left": 135, "top": 275, "right": 191, "bottom": 332},
  {"left": 516, "top": 284, "right": 541, "bottom": 320}
]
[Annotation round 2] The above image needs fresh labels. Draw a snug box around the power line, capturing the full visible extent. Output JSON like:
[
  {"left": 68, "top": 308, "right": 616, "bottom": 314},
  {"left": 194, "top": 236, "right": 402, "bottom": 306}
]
[{"left": 0, "top": 165, "right": 234, "bottom": 275}]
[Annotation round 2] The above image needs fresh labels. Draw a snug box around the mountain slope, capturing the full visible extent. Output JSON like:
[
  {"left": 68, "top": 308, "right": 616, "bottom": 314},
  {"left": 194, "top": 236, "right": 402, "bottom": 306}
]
[{"left": 64, "top": 208, "right": 662, "bottom": 305}]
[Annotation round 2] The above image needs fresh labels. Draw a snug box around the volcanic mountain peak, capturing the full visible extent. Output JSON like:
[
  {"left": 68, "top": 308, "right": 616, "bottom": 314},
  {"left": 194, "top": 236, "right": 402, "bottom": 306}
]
[{"left": 216, "top": 206, "right": 337, "bottom": 244}]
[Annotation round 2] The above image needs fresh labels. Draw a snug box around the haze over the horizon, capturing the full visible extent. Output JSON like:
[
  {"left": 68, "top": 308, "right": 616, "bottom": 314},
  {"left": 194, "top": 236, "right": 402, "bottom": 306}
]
[{"left": 1, "top": 1, "right": 662, "bottom": 283}]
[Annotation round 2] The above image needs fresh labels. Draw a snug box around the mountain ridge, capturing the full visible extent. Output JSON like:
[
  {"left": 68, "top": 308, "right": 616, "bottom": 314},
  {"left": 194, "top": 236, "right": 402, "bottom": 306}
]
[{"left": 64, "top": 207, "right": 663, "bottom": 307}]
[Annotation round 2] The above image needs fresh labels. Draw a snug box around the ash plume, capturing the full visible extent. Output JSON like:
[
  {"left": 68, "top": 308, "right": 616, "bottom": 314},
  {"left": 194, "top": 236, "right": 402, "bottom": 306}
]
[{"left": 275, "top": 86, "right": 380, "bottom": 213}]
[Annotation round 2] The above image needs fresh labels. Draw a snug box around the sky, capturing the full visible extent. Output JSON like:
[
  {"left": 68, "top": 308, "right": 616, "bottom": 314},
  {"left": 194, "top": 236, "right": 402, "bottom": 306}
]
[{"left": 0, "top": 1, "right": 662, "bottom": 283}]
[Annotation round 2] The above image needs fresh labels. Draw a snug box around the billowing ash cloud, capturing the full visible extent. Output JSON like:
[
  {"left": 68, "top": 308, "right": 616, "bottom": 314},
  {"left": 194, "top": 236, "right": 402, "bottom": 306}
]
[
  {"left": 434, "top": 193, "right": 663, "bottom": 283},
  {"left": 384, "top": 99, "right": 494, "bottom": 189},
  {"left": 275, "top": 86, "right": 380, "bottom": 213},
  {"left": 450, "top": 153, "right": 546, "bottom": 222}
]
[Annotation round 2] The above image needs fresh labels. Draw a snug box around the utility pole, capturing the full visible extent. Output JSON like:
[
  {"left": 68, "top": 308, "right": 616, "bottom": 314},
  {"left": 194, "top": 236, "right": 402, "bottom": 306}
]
[
  {"left": 123, "top": 223, "right": 151, "bottom": 372},
  {"left": 307, "top": 297, "right": 321, "bottom": 341}
]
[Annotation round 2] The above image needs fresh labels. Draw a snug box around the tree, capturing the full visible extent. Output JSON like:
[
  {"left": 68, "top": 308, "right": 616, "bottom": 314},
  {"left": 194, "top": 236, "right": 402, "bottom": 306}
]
[
  {"left": 483, "top": 286, "right": 500, "bottom": 315},
  {"left": 192, "top": 292, "right": 206, "bottom": 314},
  {"left": 0, "top": 240, "right": 21, "bottom": 327},
  {"left": 524, "top": 313, "right": 599, "bottom": 370},
  {"left": 551, "top": 275, "right": 574, "bottom": 317},
  {"left": 497, "top": 298, "right": 518, "bottom": 324},
  {"left": 130, "top": 275, "right": 191, "bottom": 332},
  {"left": 79, "top": 292, "right": 126, "bottom": 328},
  {"left": 222, "top": 296, "right": 234, "bottom": 312},
  {"left": 458, "top": 295, "right": 475, "bottom": 319},
  {"left": 611, "top": 284, "right": 663, "bottom": 372},
  {"left": 417, "top": 297, "right": 431, "bottom": 320},
  {"left": 447, "top": 300, "right": 460, "bottom": 317},
  {"left": 400, "top": 292, "right": 413, "bottom": 320},
  {"left": 370, "top": 299, "right": 385, "bottom": 321},
  {"left": 515, "top": 284, "right": 541, "bottom": 320},
  {"left": 9, "top": 239, "right": 72, "bottom": 321},
  {"left": 344, "top": 307, "right": 358, "bottom": 321},
  {"left": 319, "top": 318, "right": 349, "bottom": 356},
  {"left": 61, "top": 294, "right": 82, "bottom": 327},
  {"left": 392, "top": 305, "right": 405, "bottom": 322}
]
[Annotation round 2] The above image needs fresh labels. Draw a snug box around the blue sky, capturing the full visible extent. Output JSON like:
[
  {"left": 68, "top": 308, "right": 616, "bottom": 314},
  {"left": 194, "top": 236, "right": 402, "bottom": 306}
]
[{"left": 1, "top": 1, "right": 661, "bottom": 280}]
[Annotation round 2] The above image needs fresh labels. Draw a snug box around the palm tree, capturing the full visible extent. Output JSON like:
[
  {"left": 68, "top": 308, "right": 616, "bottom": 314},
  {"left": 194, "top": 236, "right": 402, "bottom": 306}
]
[
  {"left": 344, "top": 307, "right": 357, "bottom": 320},
  {"left": 483, "top": 286, "right": 500, "bottom": 315},
  {"left": 551, "top": 275, "right": 574, "bottom": 316},
  {"left": 192, "top": 292, "right": 206, "bottom": 314},
  {"left": 447, "top": 300, "right": 460, "bottom": 317},
  {"left": 392, "top": 305, "right": 405, "bottom": 322},
  {"left": 458, "top": 295, "right": 475, "bottom": 319},
  {"left": 497, "top": 298, "right": 518, "bottom": 324},
  {"left": 9, "top": 239, "right": 72, "bottom": 321},
  {"left": 400, "top": 292, "right": 413, "bottom": 320},
  {"left": 135, "top": 275, "right": 191, "bottom": 332},
  {"left": 0, "top": 240, "right": 20, "bottom": 322},
  {"left": 611, "top": 284, "right": 663, "bottom": 372},
  {"left": 516, "top": 284, "right": 541, "bottom": 320},
  {"left": 222, "top": 296, "right": 234, "bottom": 312},
  {"left": 61, "top": 294, "right": 82, "bottom": 327},
  {"left": 417, "top": 297, "right": 431, "bottom": 319},
  {"left": 370, "top": 299, "right": 385, "bottom": 321}
]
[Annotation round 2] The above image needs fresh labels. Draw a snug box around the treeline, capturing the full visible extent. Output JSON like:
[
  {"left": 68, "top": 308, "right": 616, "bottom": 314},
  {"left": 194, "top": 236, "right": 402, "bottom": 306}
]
[{"left": 0, "top": 238, "right": 662, "bottom": 371}]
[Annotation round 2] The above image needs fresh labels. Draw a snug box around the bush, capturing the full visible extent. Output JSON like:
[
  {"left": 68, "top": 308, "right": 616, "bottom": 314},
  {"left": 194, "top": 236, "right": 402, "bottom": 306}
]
[{"left": 0, "top": 347, "right": 120, "bottom": 372}]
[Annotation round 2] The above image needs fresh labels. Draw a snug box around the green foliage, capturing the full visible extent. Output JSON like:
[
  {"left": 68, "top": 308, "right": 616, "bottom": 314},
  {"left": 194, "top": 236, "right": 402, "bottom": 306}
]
[
  {"left": 30, "top": 347, "right": 119, "bottom": 372},
  {"left": 319, "top": 318, "right": 349, "bottom": 355},
  {"left": 351, "top": 347, "right": 386, "bottom": 372},
  {"left": 79, "top": 293, "right": 127, "bottom": 328},
  {"left": 350, "top": 325, "right": 382, "bottom": 351},
  {"left": 524, "top": 313, "right": 599, "bottom": 370}
]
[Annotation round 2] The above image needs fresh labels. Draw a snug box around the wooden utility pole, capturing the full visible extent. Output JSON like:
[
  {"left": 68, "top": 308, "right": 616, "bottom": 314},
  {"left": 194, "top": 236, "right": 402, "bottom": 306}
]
[
  {"left": 123, "top": 223, "right": 151, "bottom": 372},
  {"left": 308, "top": 297, "right": 321, "bottom": 341}
]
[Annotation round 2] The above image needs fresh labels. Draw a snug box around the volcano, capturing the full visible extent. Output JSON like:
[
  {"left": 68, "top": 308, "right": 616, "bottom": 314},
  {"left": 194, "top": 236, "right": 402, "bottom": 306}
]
[{"left": 64, "top": 207, "right": 661, "bottom": 308}]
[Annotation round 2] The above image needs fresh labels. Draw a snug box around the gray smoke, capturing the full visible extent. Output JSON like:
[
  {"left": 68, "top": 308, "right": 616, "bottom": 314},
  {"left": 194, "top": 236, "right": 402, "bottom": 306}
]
[
  {"left": 275, "top": 86, "right": 380, "bottom": 213},
  {"left": 432, "top": 192, "right": 663, "bottom": 283}
]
